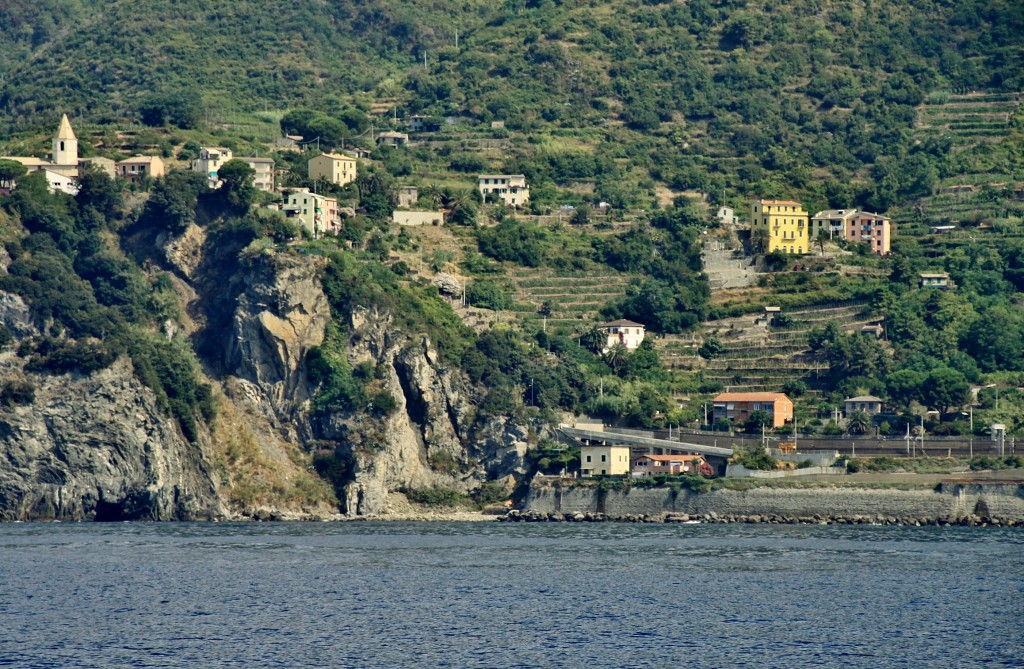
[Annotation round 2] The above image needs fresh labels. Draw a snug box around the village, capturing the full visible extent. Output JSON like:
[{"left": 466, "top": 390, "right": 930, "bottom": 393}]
[{"left": 0, "top": 113, "right": 1017, "bottom": 488}]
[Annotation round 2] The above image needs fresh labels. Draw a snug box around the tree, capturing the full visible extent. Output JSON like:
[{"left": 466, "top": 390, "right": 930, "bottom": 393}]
[
  {"left": 745, "top": 410, "right": 771, "bottom": 433},
  {"left": 570, "top": 207, "right": 590, "bottom": 226},
  {"left": 603, "top": 343, "right": 629, "bottom": 373},
  {"left": 698, "top": 337, "right": 725, "bottom": 359},
  {"left": 922, "top": 367, "right": 969, "bottom": 415},
  {"left": 74, "top": 164, "right": 121, "bottom": 219},
  {"left": 0, "top": 159, "right": 28, "bottom": 189},
  {"left": 216, "top": 159, "right": 256, "bottom": 210},
  {"left": 139, "top": 91, "right": 203, "bottom": 129},
  {"left": 846, "top": 410, "right": 871, "bottom": 435},
  {"left": 887, "top": 369, "right": 926, "bottom": 407},
  {"left": 538, "top": 300, "right": 553, "bottom": 332}
]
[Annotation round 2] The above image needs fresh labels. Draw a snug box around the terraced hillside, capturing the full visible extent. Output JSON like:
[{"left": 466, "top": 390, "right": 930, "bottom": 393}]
[
  {"left": 916, "top": 92, "right": 1020, "bottom": 147},
  {"left": 657, "top": 301, "right": 878, "bottom": 392},
  {"left": 508, "top": 268, "right": 631, "bottom": 330}
]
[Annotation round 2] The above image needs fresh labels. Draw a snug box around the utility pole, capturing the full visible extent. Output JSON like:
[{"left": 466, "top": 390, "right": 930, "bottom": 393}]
[{"left": 969, "top": 406, "right": 973, "bottom": 458}]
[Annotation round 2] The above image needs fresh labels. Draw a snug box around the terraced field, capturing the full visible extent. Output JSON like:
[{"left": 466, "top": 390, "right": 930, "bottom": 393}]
[
  {"left": 656, "top": 301, "right": 877, "bottom": 391},
  {"left": 508, "top": 268, "right": 632, "bottom": 330},
  {"left": 916, "top": 92, "right": 1020, "bottom": 147}
]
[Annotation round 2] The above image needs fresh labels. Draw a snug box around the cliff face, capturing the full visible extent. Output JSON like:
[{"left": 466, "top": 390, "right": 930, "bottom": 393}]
[
  {"left": 0, "top": 295, "right": 224, "bottom": 521},
  {"left": 0, "top": 236, "right": 536, "bottom": 521},
  {"left": 313, "top": 306, "right": 535, "bottom": 516}
]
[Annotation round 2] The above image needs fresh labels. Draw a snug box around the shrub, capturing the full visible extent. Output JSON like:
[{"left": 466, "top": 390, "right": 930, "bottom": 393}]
[
  {"left": 404, "top": 486, "right": 466, "bottom": 507},
  {"left": 0, "top": 379, "right": 35, "bottom": 406},
  {"left": 845, "top": 458, "right": 863, "bottom": 473},
  {"left": 734, "top": 448, "right": 778, "bottom": 471}
]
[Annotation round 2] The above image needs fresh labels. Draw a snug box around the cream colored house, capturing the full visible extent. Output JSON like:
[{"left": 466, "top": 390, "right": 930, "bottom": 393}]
[
  {"left": 241, "top": 157, "right": 275, "bottom": 192},
  {"left": 599, "top": 319, "right": 645, "bottom": 353},
  {"left": 284, "top": 189, "right": 340, "bottom": 237},
  {"left": 580, "top": 445, "right": 632, "bottom": 477},
  {"left": 811, "top": 209, "right": 857, "bottom": 240},
  {"left": 478, "top": 174, "right": 530, "bottom": 207},
  {"left": 397, "top": 186, "right": 419, "bottom": 208},
  {"left": 116, "top": 156, "right": 165, "bottom": 183},
  {"left": 308, "top": 153, "right": 357, "bottom": 187},
  {"left": 192, "top": 146, "right": 233, "bottom": 187},
  {"left": 78, "top": 156, "right": 116, "bottom": 179}
]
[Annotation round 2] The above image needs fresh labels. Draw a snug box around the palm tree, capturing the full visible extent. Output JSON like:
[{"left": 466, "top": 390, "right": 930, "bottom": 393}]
[
  {"left": 421, "top": 183, "right": 443, "bottom": 208},
  {"left": 603, "top": 343, "right": 629, "bottom": 373},
  {"left": 846, "top": 410, "right": 871, "bottom": 435}
]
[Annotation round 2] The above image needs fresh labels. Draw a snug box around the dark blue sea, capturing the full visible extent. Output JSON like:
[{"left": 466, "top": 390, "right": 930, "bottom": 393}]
[{"left": 0, "top": 521, "right": 1021, "bottom": 668}]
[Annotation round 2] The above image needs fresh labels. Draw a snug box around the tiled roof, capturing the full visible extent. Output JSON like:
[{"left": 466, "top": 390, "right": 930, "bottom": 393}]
[
  {"left": 713, "top": 392, "right": 790, "bottom": 402},
  {"left": 600, "top": 319, "right": 644, "bottom": 328}
]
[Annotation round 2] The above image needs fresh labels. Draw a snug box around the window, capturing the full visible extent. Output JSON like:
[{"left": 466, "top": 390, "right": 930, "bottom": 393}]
[
  {"left": 586, "top": 455, "right": 592, "bottom": 463},
  {"left": 601, "top": 454, "right": 607, "bottom": 462}
]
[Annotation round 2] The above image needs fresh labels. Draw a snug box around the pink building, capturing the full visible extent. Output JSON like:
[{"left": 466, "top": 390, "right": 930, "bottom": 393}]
[{"left": 845, "top": 212, "right": 891, "bottom": 256}]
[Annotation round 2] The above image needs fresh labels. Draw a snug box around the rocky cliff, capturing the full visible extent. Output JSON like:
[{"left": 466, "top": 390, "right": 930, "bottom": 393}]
[
  {"left": 0, "top": 227, "right": 539, "bottom": 521},
  {"left": 0, "top": 294, "right": 224, "bottom": 521}
]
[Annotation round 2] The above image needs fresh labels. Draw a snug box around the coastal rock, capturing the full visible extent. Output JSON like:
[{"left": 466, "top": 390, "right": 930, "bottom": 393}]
[{"left": 0, "top": 357, "right": 223, "bottom": 521}]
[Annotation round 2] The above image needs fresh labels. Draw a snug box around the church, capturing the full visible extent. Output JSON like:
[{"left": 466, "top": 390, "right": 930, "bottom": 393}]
[{"left": 1, "top": 114, "right": 83, "bottom": 195}]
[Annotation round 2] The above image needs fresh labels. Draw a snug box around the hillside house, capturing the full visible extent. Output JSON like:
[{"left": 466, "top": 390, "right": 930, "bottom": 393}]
[
  {"left": 283, "top": 189, "right": 340, "bottom": 238},
  {"left": 811, "top": 209, "right": 857, "bottom": 240},
  {"left": 632, "top": 454, "right": 705, "bottom": 477},
  {"left": 716, "top": 206, "right": 738, "bottom": 226},
  {"left": 846, "top": 212, "right": 892, "bottom": 256},
  {"left": 192, "top": 146, "right": 233, "bottom": 186},
  {"left": 116, "top": 156, "right": 165, "bottom": 183},
  {"left": 712, "top": 392, "right": 794, "bottom": 428},
  {"left": 750, "top": 200, "right": 808, "bottom": 254},
  {"left": 478, "top": 174, "right": 530, "bottom": 207},
  {"left": 377, "top": 131, "right": 409, "bottom": 147},
  {"left": 240, "top": 157, "right": 275, "bottom": 192},
  {"left": 580, "top": 445, "right": 631, "bottom": 477},
  {"left": 308, "top": 153, "right": 357, "bottom": 187},
  {"left": 844, "top": 395, "right": 883, "bottom": 417},
  {"left": 397, "top": 186, "right": 419, "bottom": 208},
  {"left": 408, "top": 115, "right": 441, "bottom": 132},
  {"left": 919, "top": 273, "right": 951, "bottom": 289},
  {"left": 78, "top": 156, "right": 116, "bottom": 179},
  {"left": 599, "top": 319, "right": 645, "bottom": 352}
]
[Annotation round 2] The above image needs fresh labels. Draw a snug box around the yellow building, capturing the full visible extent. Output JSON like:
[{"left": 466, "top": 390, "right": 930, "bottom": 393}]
[
  {"left": 580, "top": 445, "right": 631, "bottom": 477},
  {"left": 308, "top": 153, "right": 357, "bottom": 186},
  {"left": 750, "top": 199, "right": 809, "bottom": 254}
]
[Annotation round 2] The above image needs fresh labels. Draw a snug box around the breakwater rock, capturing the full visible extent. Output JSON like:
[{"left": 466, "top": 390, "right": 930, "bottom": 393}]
[
  {"left": 522, "top": 481, "right": 1024, "bottom": 525},
  {"left": 501, "top": 509, "right": 1020, "bottom": 527}
]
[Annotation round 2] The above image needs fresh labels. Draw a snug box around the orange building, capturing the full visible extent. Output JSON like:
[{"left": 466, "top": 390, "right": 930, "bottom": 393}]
[{"left": 712, "top": 392, "right": 793, "bottom": 428}]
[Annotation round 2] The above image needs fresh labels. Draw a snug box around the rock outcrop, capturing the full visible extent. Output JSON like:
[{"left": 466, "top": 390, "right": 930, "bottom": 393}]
[{"left": 0, "top": 354, "right": 224, "bottom": 521}]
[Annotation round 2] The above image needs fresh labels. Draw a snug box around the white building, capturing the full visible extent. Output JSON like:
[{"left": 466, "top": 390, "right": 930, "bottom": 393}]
[
  {"left": 478, "top": 174, "right": 530, "bottom": 207},
  {"left": 599, "top": 319, "right": 645, "bottom": 353},
  {"left": 192, "top": 146, "right": 234, "bottom": 187}
]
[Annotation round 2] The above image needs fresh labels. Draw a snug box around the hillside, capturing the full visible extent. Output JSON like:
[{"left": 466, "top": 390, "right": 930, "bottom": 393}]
[
  {"left": 0, "top": 1, "right": 1023, "bottom": 519},
  {"left": 2, "top": 0, "right": 1023, "bottom": 211}
]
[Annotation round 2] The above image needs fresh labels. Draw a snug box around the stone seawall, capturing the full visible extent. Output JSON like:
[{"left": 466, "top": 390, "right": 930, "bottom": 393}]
[{"left": 524, "top": 482, "right": 1024, "bottom": 522}]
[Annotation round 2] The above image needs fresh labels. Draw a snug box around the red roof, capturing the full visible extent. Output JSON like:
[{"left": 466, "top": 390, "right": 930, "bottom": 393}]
[{"left": 714, "top": 392, "right": 790, "bottom": 402}]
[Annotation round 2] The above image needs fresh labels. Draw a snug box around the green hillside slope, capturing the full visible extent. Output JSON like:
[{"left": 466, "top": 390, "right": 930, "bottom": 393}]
[{"left": 2, "top": 0, "right": 1022, "bottom": 210}]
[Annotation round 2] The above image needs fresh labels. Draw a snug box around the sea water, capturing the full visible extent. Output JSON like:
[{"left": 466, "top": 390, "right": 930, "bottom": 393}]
[{"left": 0, "top": 522, "right": 1020, "bottom": 668}]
